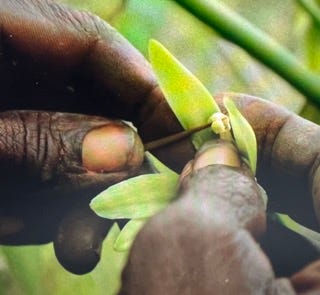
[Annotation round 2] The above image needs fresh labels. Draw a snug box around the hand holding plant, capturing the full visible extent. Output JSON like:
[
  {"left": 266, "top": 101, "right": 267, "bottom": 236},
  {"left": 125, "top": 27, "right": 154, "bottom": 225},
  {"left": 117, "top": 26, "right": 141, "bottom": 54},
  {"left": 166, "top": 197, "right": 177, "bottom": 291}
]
[
  {"left": 91, "top": 40, "right": 320, "bottom": 294},
  {"left": 91, "top": 39, "right": 259, "bottom": 251},
  {"left": 3, "top": 1, "right": 320, "bottom": 294}
]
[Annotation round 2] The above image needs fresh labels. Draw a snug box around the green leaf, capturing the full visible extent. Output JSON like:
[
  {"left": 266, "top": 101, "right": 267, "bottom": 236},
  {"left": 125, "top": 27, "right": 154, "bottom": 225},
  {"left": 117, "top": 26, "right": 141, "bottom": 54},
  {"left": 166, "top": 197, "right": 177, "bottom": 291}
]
[
  {"left": 90, "top": 173, "right": 178, "bottom": 219},
  {"left": 224, "top": 96, "right": 257, "bottom": 174},
  {"left": 276, "top": 213, "right": 320, "bottom": 250},
  {"left": 145, "top": 152, "right": 178, "bottom": 176},
  {"left": 149, "top": 39, "right": 220, "bottom": 149},
  {"left": 114, "top": 219, "right": 147, "bottom": 252}
]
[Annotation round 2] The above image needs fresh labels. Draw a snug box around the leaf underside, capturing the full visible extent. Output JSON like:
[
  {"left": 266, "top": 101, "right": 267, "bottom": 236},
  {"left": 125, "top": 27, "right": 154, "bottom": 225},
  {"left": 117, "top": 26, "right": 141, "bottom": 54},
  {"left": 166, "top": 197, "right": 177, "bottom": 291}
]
[{"left": 90, "top": 173, "right": 178, "bottom": 220}]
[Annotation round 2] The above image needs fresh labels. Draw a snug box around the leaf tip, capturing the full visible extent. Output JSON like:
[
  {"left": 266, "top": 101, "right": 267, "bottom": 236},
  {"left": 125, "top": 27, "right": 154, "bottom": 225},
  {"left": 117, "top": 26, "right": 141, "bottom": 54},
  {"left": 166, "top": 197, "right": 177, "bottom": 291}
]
[
  {"left": 89, "top": 197, "right": 97, "bottom": 211},
  {"left": 148, "top": 39, "right": 162, "bottom": 60}
]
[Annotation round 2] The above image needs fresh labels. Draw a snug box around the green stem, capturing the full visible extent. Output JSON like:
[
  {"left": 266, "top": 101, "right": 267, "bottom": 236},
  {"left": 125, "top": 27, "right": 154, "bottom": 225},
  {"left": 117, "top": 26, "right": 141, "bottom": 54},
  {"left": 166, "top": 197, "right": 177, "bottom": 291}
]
[
  {"left": 297, "top": 0, "right": 320, "bottom": 27},
  {"left": 173, "top": 0, "right": 320, "bottom": 104}
]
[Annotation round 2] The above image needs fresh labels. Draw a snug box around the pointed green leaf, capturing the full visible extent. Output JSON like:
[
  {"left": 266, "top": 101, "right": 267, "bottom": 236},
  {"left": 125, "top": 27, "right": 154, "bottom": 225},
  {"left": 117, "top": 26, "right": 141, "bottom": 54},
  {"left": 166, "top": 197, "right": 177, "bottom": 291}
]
[
  {"left": 149, "top": 39, "right": 220, "bottom": 149},
  {"left": 224, "top": 96, "right": 257, "bottom": 174},
  {"left": 276, "top": 213, "right": 320, "bottom": 250},
  {"left": 145, "top": 151, "right": 178, "bottom": 176},
  {"left": 90, "top": 173, "right": 178, "bottom": 219},
  {"left": 113, "top": 219, "right": 147, "bottom": 252}
]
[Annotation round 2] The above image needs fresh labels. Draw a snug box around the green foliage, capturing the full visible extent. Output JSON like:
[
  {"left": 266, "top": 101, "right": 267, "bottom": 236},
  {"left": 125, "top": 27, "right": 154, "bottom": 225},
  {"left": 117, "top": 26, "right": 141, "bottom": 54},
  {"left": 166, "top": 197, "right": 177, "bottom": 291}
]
[
  {"left": 113, "top": 219, "right": 147, "bottom": 252},
  {"left": 276, "top": 213, "right": 320, "bottom": 251},
  {"left": 145, "top": 151, "right": 178, "bottom": 176},
  {"left": 0, "top": 224, "right": 127, "bottom": 295},
  {"left": 149, "top": 39, "right": 220, "bottom": 149},
  {"left": 90, "top": 173, "right": 178, "bottom": 219},
  {"left": 149, "top": 39, "right": 257, "bottom": 173},
  {"left": 90, "top": 40, "right": 259, "bottom": 261},
  {"left": 224, "top": 96, "right": 257, "bottom": 174},
  {"left": 90, "top": 154, "right": 179, "bottom": 262}
]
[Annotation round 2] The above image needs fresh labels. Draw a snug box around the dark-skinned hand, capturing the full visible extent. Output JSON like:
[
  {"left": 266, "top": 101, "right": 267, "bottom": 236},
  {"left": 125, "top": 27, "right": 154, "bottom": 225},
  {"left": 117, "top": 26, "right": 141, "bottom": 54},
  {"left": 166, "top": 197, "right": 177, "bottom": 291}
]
[
  {"left": 2, "top": 1, "right": 320, "bottom": 293},
  {"left": 120, "top": 93, "right": 320, "bottom": 295},
  {"left": 0, "top": 0, "right": 174, "bottom": 275}
]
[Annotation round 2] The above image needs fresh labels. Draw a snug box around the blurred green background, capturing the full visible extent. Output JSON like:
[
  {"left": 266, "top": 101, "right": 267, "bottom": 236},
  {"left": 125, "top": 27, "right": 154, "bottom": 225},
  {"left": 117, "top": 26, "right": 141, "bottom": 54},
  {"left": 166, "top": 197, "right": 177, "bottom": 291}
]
[{"left": 1, "top": 0, "right": 320, "bottom": 294}]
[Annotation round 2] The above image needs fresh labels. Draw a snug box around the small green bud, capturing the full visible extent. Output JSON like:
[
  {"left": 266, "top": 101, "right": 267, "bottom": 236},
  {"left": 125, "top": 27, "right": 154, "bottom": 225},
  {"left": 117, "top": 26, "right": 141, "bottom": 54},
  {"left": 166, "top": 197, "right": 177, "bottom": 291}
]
[{"left": 208, "top": 112, "right": 231, "bottom": 135}]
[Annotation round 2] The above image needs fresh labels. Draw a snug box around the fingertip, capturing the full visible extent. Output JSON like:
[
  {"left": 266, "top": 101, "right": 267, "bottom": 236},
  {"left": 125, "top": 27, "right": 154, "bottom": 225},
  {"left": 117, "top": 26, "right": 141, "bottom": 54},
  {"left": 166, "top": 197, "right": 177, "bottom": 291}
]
[{"left": 53, "top": 206, "right": 111, "bottom": 275}]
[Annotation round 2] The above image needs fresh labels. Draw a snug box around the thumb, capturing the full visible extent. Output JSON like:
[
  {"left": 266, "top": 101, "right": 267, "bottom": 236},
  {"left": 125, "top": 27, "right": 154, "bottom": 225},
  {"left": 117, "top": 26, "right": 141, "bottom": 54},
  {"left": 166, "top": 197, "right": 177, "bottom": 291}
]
[{"left": 0, "top": 111, "right": 144, "bottom": 195}]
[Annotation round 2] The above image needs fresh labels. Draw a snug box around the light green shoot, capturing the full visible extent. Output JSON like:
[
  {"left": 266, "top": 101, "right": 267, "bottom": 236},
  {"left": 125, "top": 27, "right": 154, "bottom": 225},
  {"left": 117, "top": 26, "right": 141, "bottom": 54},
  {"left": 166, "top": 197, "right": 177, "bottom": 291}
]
[{"left": 149, "top": 39, "right": 221, "bottom": 149}]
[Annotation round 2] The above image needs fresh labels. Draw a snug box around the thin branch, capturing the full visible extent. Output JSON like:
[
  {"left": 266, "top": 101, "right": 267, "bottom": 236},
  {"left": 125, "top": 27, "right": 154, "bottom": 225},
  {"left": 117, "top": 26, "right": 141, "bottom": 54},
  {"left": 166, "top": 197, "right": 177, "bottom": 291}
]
[
  {"left": 173, "top": 0, "right": 320, "bottom": 104},
  {"left": 144, "top": 123, "right": 211, "bottom": 150}
]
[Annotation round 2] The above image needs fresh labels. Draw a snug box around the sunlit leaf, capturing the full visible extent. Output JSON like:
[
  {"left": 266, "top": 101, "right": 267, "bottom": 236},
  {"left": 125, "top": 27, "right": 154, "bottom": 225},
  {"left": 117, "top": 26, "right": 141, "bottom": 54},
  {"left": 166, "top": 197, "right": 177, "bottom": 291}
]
[
  {"left": 224, "top": 96, "right": 257, "bottom": 174},
  {"left": 145, "top": 152, "right": 178, "bottom": 176},
  {"left": 90, "top": 173, "right": 178, "bottom": 219},
  {"left": 276, "top": 213, "right": 320, "bottom": 250},
  {"left": 113, "top": 219, "right": 147, "bottom": 252},
  {"left": 149, "top": 39, "right": 220, "bottom": 149}
]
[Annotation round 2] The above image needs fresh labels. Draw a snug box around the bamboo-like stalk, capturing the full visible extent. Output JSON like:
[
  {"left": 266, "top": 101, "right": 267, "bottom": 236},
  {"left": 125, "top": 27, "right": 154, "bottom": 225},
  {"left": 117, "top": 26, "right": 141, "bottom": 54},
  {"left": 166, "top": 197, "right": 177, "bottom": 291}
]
[
  {"left": 297, "top": 0, "right": 320, "bottom": 27},
  {"left": 173, "top": 0, "right": 320, "bottom": 104}
]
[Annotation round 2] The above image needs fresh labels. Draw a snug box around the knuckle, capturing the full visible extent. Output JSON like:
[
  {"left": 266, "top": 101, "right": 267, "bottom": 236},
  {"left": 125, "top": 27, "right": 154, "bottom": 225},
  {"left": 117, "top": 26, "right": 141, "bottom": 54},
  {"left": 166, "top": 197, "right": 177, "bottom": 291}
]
[{"left": 0, "top": 111, "right": 56, "bottom": 180}]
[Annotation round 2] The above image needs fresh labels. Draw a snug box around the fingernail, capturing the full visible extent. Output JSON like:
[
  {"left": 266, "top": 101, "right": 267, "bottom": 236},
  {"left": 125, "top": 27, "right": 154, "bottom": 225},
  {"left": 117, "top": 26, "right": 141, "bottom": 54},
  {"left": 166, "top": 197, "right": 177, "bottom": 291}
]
[
  {"left": 82, "top": 123, "right": 144, "bottom": 173},
  {"left": 193, "top": 140, "right": 241, "bottom": 171}
]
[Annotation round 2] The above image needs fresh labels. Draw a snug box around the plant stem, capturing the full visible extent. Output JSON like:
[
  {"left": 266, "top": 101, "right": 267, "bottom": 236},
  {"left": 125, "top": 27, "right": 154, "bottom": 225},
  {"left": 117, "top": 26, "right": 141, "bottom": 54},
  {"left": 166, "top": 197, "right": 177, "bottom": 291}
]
[
  {"left": 144, "top": 122, "right": 211, "bottom": 151},
  {"left": 144, "top": 122, "right": 234, "bottom": 151},
  {"left": 173, "top": 0, "right": 320, "bottom": 104},
  {"left": 296, "top": 0, "right": 320, "bottom": 27}
]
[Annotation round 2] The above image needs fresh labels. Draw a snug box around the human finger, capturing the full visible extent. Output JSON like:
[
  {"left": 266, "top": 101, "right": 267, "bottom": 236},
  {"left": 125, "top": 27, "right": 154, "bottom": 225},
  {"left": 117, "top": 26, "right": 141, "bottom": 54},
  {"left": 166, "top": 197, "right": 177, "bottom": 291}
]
[
  {"left": 120, "top": 142, "right": 295, "bottom": 294},
  {"left": 213, "top": 93, "right": 320, "bottom": 228},
  {"left": 0, "top": 111, "right": 143, "bottom": 245},
  {"left": 0, "top": 111, "right": 143, "bottom": 195},
  {"left": 0, "top": 0, "right": 154, "bottom": 119},
  {"left": 53, "top": 199, "right": 112, "bottom": 275}
]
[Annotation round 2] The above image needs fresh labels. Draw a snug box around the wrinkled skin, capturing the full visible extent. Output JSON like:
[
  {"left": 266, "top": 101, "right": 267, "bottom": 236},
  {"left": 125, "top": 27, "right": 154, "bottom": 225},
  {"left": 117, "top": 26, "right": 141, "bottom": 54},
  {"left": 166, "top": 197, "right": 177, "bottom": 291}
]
[
  {"left": 0, "top": 0, "right": 161, "bottom": 273},
  {"left": 120, "top": 137, "right": 319, "bottom": 294},
  {"left": 120, "top": 160, "right": 295, "bottom": 294},
  {"left": 1, "top": 0, "right": 320, "bottom": 291}
]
